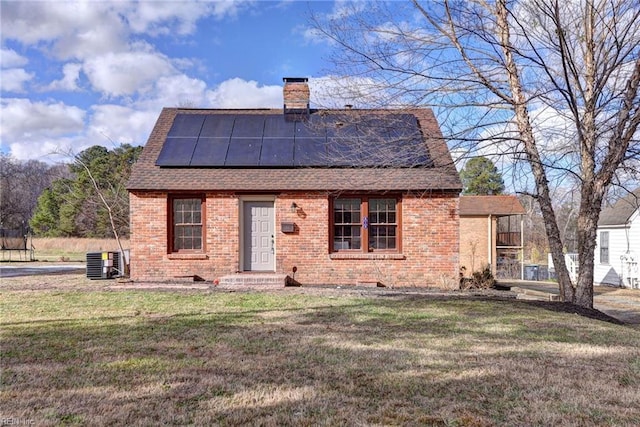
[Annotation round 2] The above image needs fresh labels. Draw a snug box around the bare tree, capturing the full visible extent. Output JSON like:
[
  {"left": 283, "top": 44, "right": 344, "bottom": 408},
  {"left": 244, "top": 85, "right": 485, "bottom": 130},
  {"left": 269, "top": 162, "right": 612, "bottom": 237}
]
[
  {"left": 0, "top": 154, "right": 68, "bottom": 230},
  {"left": 312, "top": 0, "right": 640, "bottom": 308}
]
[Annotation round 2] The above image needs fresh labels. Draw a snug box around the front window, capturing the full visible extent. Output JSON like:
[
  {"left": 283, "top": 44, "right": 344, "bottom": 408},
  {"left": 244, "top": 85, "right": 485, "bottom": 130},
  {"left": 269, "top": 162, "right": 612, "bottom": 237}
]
[
  {"left": 369, "top": 198, "right": 397, "bottom": 250},
  {"left": 171, "top": 197, "right": 204, "bottom": 252},
  {"left": 600, "top": 231, "right": 609, "bottom": 264},
  {"left": 332, "top": 196, "right": 400, "bottom": 252},
  {"left": 333, "top": 198, "right": 361, "bottom": 250}
]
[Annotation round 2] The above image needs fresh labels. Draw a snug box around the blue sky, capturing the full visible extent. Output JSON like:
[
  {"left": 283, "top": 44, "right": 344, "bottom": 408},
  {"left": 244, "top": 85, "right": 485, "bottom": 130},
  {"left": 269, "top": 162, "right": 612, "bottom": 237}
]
[{"left": 0, "top": 0, "right": 347, "bottom": 162}]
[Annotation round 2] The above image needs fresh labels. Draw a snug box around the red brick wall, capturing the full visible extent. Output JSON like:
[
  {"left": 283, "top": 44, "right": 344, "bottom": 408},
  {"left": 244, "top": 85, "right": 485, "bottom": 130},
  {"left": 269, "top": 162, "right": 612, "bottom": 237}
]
[{"left": 129, "top": 190, "right": 459, "bottom": 287}]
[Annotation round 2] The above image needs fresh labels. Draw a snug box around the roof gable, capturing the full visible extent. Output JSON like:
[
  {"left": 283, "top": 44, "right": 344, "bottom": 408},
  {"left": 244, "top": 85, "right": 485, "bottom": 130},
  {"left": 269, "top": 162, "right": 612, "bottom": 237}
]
[{"left": 598, "top": 189, "right": 640, "bottom": 226}]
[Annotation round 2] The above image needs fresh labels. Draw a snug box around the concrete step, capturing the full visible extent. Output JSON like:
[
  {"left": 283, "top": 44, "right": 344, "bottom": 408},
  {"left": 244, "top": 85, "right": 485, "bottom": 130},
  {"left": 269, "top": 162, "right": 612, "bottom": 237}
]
[
  {"left": 216, "top": 273, "right": 291, "bottom": 289},
  {"left": 512, "top": 286, "right": 561, "bottom": 302}
]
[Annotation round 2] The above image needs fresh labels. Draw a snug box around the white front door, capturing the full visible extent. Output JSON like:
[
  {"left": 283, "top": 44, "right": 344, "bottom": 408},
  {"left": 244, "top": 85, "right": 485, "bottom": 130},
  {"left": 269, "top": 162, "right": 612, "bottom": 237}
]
[{"left": 243, "top": 201, "right": 275, "bottom": 271}]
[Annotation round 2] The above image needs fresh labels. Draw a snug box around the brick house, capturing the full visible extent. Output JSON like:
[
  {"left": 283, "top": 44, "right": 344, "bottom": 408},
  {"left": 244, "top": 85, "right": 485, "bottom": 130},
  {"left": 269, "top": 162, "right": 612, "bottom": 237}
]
[
  {"left": 127, "top": 78, "right": 462, "bottom": 287},
  {"left": 459, "top": 195, "right": 525, "bottom": 279}
]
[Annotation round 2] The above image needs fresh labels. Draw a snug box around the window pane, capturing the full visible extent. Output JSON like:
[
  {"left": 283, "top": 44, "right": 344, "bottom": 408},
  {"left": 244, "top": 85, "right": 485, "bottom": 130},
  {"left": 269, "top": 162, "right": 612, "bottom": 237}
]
[
  {"left": 370, "top": 199, "right": 396, "bottom": 224},
  {"left": 369, "top": 199, "right": 396, "bottom": 251},
  {"left": 370, "top": 225, "right": 396, "bottom": 250},
  {"left": 600, "top": 231, "right": 609, "bottom": 264},
  {"left": 334, "top": 198, "right": 361, "bottom": 224},
  {"left": 334, "top": 198, "right": 361, "bottom": 251},
  {"left": 333, "top": 225, "right": 361, "bottom": 250},
  {"left": 173, "top": 198, "right": 202, "bottom": 250}
]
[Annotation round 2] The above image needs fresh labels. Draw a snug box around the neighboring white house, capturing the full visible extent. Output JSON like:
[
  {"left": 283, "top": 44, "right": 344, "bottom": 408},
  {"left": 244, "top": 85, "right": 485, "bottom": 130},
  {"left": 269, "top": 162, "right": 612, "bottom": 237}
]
[{"left": 594, "top": 190, "right": 640, "bottom": 288}]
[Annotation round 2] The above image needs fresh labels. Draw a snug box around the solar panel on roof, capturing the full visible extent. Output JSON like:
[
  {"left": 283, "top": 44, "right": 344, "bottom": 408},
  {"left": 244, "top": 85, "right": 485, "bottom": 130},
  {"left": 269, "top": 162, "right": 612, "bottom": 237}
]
[
  {"left": 190, "top": 138, "right": 229, "bottom": 166},
  {"left": 327, "top": 138, "right": 361, "bottom": 166},
  {"left": 200, "top": 115, "right": 235, "bottom": 138},
  {"left": 260, "top": 138, "right": 294, "bottom": 166},
  {"left": 294, "top": 115, "right": 327, "bottom": 138},
  {"left": 230, "top": 116, "right": 265, "bottom": 138},
  {"left": 156, "top": 137, "right": 198, "bottom": 166},
  {"left": 157, "top": 112, "right": 431, "bottom": 168},
  {"left": 264, "top": 115, "right": 295, "bottom": 137},
  {"left": 386, "top": 114, "right": 421, "bottom": 139},
  {"left": 225, "top": 138, "right": 262, "bottom": 166},
  {"left": 294, "top": 138, "right": 327, "bottom": 166},
  {"left": 168, "top": 115, "right": 205, "bottom": 137},
  {"left": 325, "top": 120, "right": 358, "bottom": 139}
]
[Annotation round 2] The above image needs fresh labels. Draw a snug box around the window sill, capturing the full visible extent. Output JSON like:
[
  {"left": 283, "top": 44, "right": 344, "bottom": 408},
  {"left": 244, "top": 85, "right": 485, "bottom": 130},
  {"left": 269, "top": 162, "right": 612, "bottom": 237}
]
[
  {"left": 329, "top": 253, "right": 405, "bottom": 260},
  {"left": 168, "top": 253, "right": 209, "bottom": 260}
]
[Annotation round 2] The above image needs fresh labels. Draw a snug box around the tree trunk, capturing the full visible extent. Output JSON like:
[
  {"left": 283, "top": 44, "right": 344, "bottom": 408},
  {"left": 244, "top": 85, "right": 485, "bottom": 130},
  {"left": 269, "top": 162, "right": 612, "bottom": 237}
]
[{"left": 495, "top": 0, "right": 579, "bottom": 305}]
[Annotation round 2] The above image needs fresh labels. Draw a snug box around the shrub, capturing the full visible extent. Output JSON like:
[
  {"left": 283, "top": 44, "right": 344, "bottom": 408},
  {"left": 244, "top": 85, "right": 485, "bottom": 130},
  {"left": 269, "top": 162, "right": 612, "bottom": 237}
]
[{"left": 460, "top": 265, "right": 496, "bottom": 289}]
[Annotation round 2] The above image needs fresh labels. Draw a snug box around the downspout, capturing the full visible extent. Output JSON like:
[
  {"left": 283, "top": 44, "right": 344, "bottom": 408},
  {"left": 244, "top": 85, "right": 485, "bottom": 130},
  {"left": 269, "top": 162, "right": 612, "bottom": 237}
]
[
  {"left": 488, "top": 214, "right": 493, "bottom": 272},
  {"left": 521, "top": 215, "right": 525, "bottom": 280},
  {"left": 623, "top": 218, "right": 632, "bottom": 287}
]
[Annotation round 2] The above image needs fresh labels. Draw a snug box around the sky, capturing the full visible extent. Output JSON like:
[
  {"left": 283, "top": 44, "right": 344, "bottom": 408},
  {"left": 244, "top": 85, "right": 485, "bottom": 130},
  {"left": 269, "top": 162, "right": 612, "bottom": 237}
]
[{"left": 0, "top": 0, "right": 346, "bottom": 162}]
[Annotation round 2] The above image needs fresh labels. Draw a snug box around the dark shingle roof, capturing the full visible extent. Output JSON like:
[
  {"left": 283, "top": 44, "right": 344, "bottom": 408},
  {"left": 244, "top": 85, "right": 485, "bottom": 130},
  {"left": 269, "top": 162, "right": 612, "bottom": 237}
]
[
  {"left": 459, "top": 195, "right": 525, "bottom": 216},
  {"left": 127, "top": 108, "right": 462, "bottom": 192},
  {"left": 598, "top": 189, "right": 640, "bottom": 226}
]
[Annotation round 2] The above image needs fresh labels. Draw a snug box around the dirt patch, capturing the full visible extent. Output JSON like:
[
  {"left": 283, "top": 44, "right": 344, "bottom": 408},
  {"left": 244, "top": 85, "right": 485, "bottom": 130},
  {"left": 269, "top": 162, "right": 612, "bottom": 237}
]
[{"left": 517, "top": 299, "right": 625, "bottom": 324}]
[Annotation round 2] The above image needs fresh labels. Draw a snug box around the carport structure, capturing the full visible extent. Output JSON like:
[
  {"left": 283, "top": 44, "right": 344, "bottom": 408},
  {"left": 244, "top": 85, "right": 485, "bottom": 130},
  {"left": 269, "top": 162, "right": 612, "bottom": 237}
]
[{"left": 459, "top": 195, "right": 526, "bottom": 280}]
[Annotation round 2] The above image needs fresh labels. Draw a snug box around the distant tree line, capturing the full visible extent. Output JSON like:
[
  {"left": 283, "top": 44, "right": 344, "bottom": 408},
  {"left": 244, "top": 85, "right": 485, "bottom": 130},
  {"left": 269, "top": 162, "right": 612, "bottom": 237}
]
[
  {"left": 1, "top": 145, "right": 142, "bottom": 238},
  {"left": 1, "top": 155, "right": 68, "bottom": 232}
]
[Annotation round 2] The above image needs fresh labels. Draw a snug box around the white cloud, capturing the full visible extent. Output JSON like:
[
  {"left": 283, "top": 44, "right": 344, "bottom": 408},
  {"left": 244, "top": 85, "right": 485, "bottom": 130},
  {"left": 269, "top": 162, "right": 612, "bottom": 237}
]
[
  {"left": 0, "top": 48, "right": 28, "bottom": 68},
  {"left": 209, "top": 0, "right": 253, "bottom": 20},
  {"left": 298, "top": 26, "right": 326, "bottom": 45},
  {"left": 146, "top": 74, "right": 208, "bottom": 108},
  {"left": 206, "top": 78, "right": 282, "bottom": 108},
  {"left": 127, "top": 1, "right": 213, "bottom": 36},
  {"left": 88, "top": 104, "right": 158, "bottom": 147},
  {"left": 1, "top": 1, "right": 79, "bottom": 44},
  {"left": 309, "top": 75, "right": 382, "bottom": 108},
  {"left": 1, "top": 1, "right": 254, "bottom": 59},
  {"left": 0, "top": 101, "right": 158, "bottom": 162},
  {"left": 0, "top": 98, "right": 86, "bottom": 141},
  {"left": 45, "top": 63, "right": 83, "bottom": 92},
  {"left": 8, "top": 139, "right": 71, "bottom": 163},
  {"left": 1, "top": 69, "right": 34, "bottom": 93},
  {"left": 125, "top": 0, "right": 253, "bottom": 36},
  {"left": 83, "top": 50, "right": 175, "bottom": 97},
  {"left": 328, "top": 0, "right": 368, "bottom": 19},
  {"left": 0, "top": 1, "right": 128, "bottom": 60},
  {"left": 54, "top": 19, "right": 128, "bottom": 61}
]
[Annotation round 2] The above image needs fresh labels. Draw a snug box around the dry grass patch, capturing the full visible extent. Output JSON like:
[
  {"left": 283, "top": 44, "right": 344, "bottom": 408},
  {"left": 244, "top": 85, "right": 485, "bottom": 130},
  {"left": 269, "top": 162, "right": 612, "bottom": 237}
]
[
  {"left": 30, "top": 237, "right": 129, "bottom": 262},
  {"left": 1, "top": 285, "right": 639, "bottom": 426}
]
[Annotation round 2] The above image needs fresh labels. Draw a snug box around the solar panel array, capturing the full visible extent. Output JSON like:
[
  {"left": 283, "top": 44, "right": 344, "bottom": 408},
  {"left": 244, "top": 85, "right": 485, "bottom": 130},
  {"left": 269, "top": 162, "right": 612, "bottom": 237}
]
[{"left": 156, "top": 113, "right": 431, "bottom": 167}]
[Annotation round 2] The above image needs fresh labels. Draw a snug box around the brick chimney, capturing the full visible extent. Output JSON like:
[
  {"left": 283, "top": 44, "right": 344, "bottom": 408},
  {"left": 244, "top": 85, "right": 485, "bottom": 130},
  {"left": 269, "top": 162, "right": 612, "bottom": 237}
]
[{"left": 283, "top": 77, "right": 310, "bottom": 119}]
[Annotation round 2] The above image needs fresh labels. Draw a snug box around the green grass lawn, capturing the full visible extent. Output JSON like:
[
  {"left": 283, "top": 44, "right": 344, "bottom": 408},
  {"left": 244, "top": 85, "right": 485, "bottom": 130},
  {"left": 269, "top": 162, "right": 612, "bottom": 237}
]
[{"left": 1, "top": 287, "right": 640, "bottom": 426}]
